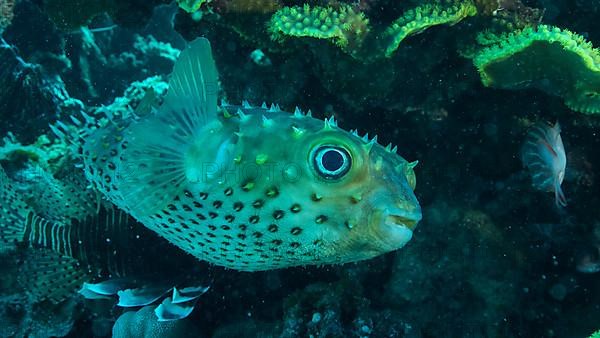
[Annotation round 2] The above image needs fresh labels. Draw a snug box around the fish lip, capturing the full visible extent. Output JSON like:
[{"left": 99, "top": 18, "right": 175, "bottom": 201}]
[{"left": 385, "top": 214, "right": 419, "bottom": 231}]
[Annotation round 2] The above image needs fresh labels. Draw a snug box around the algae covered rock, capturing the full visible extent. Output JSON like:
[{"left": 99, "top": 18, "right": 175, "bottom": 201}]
[{"left": 473, "top": 25, "right": 600, "bottom": 114}]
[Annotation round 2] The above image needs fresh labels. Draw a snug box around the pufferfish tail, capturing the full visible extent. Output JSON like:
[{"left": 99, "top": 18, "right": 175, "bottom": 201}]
[{"left": 114, "top": 38, "right": 220, "bottom": 217}]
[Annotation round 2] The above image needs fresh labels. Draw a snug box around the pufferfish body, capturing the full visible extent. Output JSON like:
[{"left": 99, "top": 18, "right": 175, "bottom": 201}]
[{"left": 81, "top": 38, "right": 421, "bottom": 271}]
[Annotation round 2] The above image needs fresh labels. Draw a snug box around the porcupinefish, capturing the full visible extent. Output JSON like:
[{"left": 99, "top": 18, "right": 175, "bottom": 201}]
[
  {"left": 521, "top": 121, "right": 567, "bottom": 207},
  {"left": 79, "top": 38, "right": 421, "bottom": 271},
  {"left": 0, "top": 166, "right": 207, "bottom": 320}
]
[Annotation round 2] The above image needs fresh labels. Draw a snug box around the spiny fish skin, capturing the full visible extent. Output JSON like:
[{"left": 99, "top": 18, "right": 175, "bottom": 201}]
[{"left": 82, "top": 39, "right": 421, "bottom": 271}]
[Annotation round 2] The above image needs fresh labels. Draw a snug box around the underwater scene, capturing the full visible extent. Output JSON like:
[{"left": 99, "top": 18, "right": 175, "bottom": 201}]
[{"left": 0, "top": 0, "right": 599, "bottom": 337}]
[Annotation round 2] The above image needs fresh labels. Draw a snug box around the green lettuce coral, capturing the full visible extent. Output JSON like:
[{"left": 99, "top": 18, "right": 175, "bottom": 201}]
[
  {"left": 269, "top": 4, "right": 369, "bottom": 48},
  {"left": 382, "top": 0, "right": 478, "bottom": 57},
  {"left": 473, "top": 25, "right": 600, "bottom": 114},
  {"left": 177, "top": 0, "right": 206, "bottom": 13}
]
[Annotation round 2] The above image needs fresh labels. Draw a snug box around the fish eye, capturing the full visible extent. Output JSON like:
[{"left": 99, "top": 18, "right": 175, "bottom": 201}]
[{"left": 312, "top": 145, "right": 352, "bottom": 180}]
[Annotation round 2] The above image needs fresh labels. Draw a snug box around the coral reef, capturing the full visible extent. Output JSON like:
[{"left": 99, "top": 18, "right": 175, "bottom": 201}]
[
  {"left": 382, "top": 0, "right": 478, "bottom": 57},
  {"left": 472, "top": 25, "right": 600, "bottom": 114},
  {"left": 112, "top": 306, "right": 202, "bottom": 338},
  {"left": 269, "top": 4, "right": 369, "bottom": 50},
  {"left": 0, "top": 0, "right": 15, "bottom": 33},
  {"left": 0, "top": 0, "right": 600, "bottom": 337}
]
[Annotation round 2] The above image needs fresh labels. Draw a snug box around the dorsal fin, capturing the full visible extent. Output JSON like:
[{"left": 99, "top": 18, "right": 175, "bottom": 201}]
[
  {"left": 162, "top": 37, "right": 219, "bottom": 123},
  {"left": 115, "top": 38, "right": 220, "bottom": 217}
]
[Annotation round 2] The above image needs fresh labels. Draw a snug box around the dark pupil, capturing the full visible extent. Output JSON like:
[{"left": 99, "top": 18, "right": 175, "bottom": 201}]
[{"left": 322, "top": 150, "right": 344, "bottom": 171}]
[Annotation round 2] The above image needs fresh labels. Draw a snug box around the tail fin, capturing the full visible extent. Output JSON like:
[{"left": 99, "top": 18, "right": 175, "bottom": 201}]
[{"left": 0, "top": 166, "right": 31, "bottom": 252}]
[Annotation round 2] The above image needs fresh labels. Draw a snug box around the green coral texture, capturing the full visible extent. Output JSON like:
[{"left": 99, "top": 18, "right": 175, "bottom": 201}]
[
  {"left": 473, "top": 25, "right": 600, "bottom": 114},
  {"left": 177, "top": 0, "right": 206, "bottom": 13},
  {"left": 382, "top": 0, "right": 478, "bottom": 57},
  {"left": 269, "top": 4, "right": 368, "bottom": 48}
]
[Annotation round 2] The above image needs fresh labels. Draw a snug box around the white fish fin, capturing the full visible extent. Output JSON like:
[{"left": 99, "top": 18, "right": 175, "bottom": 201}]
[
  {"left": 171, "top": 285, "right": 209, "bottom": 304},
  {"left": 155, "top": 297, "right": 197, "bottom": 321},
  {"left": 117, "top": 287, "right": 172, "bottom": 307},
  {"left": 116, "top": 38, "right": 220, "bottom": 217},
  {"left": 554, "top": 179, "right": 567, "bottom": 208}
]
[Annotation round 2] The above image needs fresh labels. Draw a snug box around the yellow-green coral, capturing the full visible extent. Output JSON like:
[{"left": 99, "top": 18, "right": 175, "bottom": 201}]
[
  {"left": 177, "top": 0, "right": 206, "bottom": 13},
  {"left": 268, "top": 4, "right": 369, "bottom": 48},
  {"left": 0, "top": 133, "right": 69, "bottom": 173},
  {"left": 473, "top": 25, "right": 600, "bottom": 114},
  {"left": 382, "top": 0, "right": 478, "bottom": 57}
]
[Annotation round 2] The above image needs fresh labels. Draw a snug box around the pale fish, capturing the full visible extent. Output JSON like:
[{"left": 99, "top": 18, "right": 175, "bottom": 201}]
[
  {"left": 521, "top": 121, "right": 567, "bottom": 207},
  {"left": 81, "top": 38, "right": 422, "bottom": 272}
]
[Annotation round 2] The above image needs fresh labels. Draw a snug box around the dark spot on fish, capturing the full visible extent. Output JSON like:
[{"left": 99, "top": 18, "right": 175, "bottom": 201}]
[
  {"left": 252, "top": 231, "right": 263, "bottom": 238},
  {"left": 121, "top": 141, "right": 128, "bottom": 149},
  {"left": 209, "top": 212, "right": 218, "bottom": 219},
  {"left": 226, "top": 259, "right": 235, "bottom": 263},
  {"left": 107, "top": 162, "right": 116, "bottom": 170},
  {"left": 238, "top": 224, "right": 248, "bottom": 231},
  {"left": 198, "top": 242, "right": 206, "bottom": 247},
  {"left": 311, "top": 193, "right": 322, "bottom": 202},
  {"left": 167, "top": 218, "right": 175, "bottom": 224},
  {"left": 196, "top": 213, "right": 207, "bottom": 220},
  {"left": 213, "top": 201, "right": 223, "bottom": 208},
  {"left": 109, "top": 149, "right": 118, "bottom": 157},
  {"left": 286, "top": 250, "right": 296, "bottom": 255},
  {"left": 291, "top": 227, "right": 302, "bottom": 235},
  {"left": 207, "top": 232, "right": 216, "bottom": 238},
  {"left": 273, "top": 210, "right": 284, "bottom": 220},
  {"left": 225, "top": 215, "right": 235, "bottom": 223},
  {"left": 155, "top": 214, "right": 163, "bottom": 219},
  {"left": 237, "top": 233, "right": 247, "bottom": 240},
  {"left": 249, "top": 215, "right": 259, "bottom": 224},
  {"left": 199, "top": 192, "right": 208, "bottom": 200},
  {"left": 313, "top": 239, "right": 322, "bottom": 245},
  {"left": 272, "top": 239, "right": 283, "bottom": 245},
  {"left": 252, "top": 199, "right": 264, "bottom": 208},
  {"left": 193, "top": 201, "right": 203, "bottom": 208},
  {"left": 167, "top": 204, "right": 177, "bottom": 211},
  {"left": 290, "top": 242, "right": 301, "bottom": 248},
  {"left": 184, "top": 190, "right": 193, "bottom": 198},
  {"left": 233, "top": 202, "right": 244, "bottom": 211},
  {"left": 265, "top": 186, "right": 279, "bottom": 198},
  {"left": 290, "top": 204, "right": 301, "bottom": 213},
  {"left": 221, "top": 225, "right": 231, "bottom": 231},
  {"left": 189, "top": 233, "right": 196, "bottom": 239},
  {"left": 182, "top": 204, "right": 192, "bottom": 212},
  {"left": 315, "top": 215, "right": 328, "bottom": 224},
  {"left": 208, "top": 225, "right": 217, "bottom": 231},
  {"left": 268, "top": 224, "right": 278, "bottom": 232},
  {"left": 224, "top": 187, "right": 233, "bottom": 196},
  {"left": 190, "top": 219, "right": 199, "bottom": 225},
  {"left": 181, "top": 223, "right": 190, "bottom": 230},
  {"left": 104, "top": 175, "right": 111, "bottom": 183},
  {"left": 222, "top": 241, "right": 230, "bottom": 246}
]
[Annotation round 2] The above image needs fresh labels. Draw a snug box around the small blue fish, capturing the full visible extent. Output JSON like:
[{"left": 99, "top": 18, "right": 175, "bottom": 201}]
[{"left": 521, "top": 122, "right": 567, "bottom": 207}]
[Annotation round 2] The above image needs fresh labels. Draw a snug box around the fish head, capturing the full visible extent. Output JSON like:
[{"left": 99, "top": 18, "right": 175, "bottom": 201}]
[{"left": 265, "top": 117, "right": 422, "bottom": 264}]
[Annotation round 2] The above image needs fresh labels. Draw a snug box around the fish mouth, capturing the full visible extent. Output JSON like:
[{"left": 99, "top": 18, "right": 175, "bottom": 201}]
[{"left": 385, "top": 214, "right": 419, "bottom": 231}]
